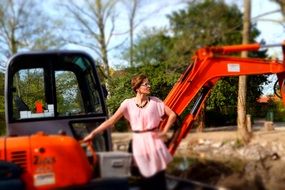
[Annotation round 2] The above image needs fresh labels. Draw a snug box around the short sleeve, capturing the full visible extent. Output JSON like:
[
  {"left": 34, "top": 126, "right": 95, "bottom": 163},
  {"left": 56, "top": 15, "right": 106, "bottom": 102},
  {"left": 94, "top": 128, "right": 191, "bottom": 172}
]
[
  {"left": 118, "top": 99, "right": 130, "bottom": 121},
  {"left": 151, "top": 97, "right": 165, "bottom": 117}
]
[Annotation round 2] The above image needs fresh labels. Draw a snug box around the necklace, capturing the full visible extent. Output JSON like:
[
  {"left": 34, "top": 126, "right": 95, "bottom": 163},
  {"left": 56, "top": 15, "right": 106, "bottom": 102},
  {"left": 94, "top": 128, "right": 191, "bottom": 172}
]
[
  {"left": 136, "top": 101, "right": 148, "bottom": 108},
  {"left": 135, "top": 97, "right": 150, "bottom": 108}
]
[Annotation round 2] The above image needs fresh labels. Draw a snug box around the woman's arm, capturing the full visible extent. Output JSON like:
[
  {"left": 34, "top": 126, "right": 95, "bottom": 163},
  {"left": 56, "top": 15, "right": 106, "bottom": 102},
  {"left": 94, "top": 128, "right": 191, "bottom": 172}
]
[
  {"left": 159, "top": 105, "right": 177, "bottom": 137},
  {"left": 83, "top": 107, "right": 124, "bottom": 142}
]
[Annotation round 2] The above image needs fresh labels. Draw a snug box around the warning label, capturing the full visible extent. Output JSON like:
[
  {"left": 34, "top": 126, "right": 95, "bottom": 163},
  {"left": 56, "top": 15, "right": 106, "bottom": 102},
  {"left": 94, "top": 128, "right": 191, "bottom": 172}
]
[{"left": 34, "top": 173, "right": 55, "bottom": 186}]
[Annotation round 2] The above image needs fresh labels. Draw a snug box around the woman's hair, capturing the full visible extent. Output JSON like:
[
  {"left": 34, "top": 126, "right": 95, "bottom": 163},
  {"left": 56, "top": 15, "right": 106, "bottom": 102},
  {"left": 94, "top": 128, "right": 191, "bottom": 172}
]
[{"left": 131, "top": 74, "right": 147, "bottom": 93}]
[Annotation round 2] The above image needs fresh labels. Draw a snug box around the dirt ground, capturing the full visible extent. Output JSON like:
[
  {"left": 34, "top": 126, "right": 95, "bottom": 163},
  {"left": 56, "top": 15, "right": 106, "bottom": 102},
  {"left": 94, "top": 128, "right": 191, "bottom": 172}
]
[
  {"left": 112, "top": 119, "right": 285, "bottom": 154},
  {"left": 168, "top": 124, "right": 285, "bottom": 190},
  {"left": 112, "top": 119, "right": 285, "bottom": 190}
]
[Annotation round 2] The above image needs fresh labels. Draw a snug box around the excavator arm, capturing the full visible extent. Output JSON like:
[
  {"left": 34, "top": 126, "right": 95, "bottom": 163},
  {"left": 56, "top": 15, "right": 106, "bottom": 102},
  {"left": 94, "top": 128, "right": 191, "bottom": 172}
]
[{"left": 163, "top": 42, "right": 285, "bottom": 155}]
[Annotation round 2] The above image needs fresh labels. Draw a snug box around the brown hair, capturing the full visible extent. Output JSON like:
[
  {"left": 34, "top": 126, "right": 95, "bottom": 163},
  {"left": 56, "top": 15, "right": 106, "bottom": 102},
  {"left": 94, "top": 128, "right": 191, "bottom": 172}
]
[{"left": 131, "top": 74, "right": 147, "bottom": 93}]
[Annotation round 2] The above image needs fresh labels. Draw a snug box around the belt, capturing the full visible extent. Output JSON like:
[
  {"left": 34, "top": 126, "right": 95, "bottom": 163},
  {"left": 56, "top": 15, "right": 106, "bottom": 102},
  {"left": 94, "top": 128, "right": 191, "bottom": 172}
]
[{"left": 132, "top": 127, "right": 159, "bottom": 133}]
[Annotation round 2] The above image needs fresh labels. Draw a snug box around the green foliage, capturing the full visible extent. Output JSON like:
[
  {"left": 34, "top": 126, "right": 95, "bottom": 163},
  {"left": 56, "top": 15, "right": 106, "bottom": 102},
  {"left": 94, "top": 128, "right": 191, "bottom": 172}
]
[
  {"left": 15, "top": 69, "right": 45, "bottom": 111},
  {"left": 206, "top": 73, "right": 268, "bottom": 126},
  {"left": 107, "top": 63, "right": 179, "bottom": 115},
  {"left": 265, "top": 99, "right": 285, "bottom": 122},
  {"left": 113, "top": 119, "right": 130, "bottom": 132},
  {"left": 167, "top": 0, "right": 244, "bottom": 64},
  {"left": 206, "top": 77, "right": 238, "bottom": 112},
  {"left": 55, "top": 71, "right": 82, "bottom": 115},
  {"left": 0, "top": 111, "right": 5, "bottom": 136},
  {"left": 129, "top": 29, "right": 174, "bottom": 66}
]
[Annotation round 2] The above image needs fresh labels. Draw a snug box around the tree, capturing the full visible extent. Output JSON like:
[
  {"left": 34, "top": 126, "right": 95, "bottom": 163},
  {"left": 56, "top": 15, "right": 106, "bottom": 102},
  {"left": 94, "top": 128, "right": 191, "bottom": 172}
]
[
  {"left": 0, "top": 0, "right": 63, "bottom": 100},
  {"left": 167, "top": 0, "right": 244, "bottom": 66},
  {"left": 121, "top": 0, "right": 141, "bottom": 67},
  {"left": 130, "top": 29, "right": 172, "bottom": 65},
  {"left": 0, "top": 0, "right": 63, "bottom": 68},
  {"left": 62, "top": 0, "right": 117, "bottom": 82},
  {"left": 237, "top": 0, "right": 251, "bottom": 143},
  {"left": 121, "top": 0, "right": 163, "bottom": 67},
  {"left": 271, "top": 0, "right": 285, "bottom": 17},
  {"left": 14, "top": 68, "right": 45, "bottom": 110}
]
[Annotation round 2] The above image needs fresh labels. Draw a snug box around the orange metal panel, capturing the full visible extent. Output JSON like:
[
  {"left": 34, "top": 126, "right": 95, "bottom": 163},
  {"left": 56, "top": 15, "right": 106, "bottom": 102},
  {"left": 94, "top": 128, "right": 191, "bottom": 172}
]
[
  {"left": 5, "top": 136, "right": 31, "bottom": 171},
  {"left": 5, "top": 133, "right": 92, "bottom": 190},
  {"left": 0, "top": 137, "right": 5, "bottom": 160}
]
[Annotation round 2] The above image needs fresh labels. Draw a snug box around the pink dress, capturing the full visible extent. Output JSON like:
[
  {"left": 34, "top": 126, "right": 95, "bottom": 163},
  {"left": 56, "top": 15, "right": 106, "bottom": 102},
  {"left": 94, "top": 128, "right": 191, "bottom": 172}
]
[{"left": 119, "top": 96, "right": 173, "bottom": 177}]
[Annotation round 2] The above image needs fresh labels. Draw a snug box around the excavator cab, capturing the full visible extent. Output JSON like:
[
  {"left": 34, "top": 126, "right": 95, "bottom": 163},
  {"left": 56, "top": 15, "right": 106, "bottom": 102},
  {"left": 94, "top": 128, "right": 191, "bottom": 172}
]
[{"left": 5, "top": 51, "right": 112, "bottom": 151}]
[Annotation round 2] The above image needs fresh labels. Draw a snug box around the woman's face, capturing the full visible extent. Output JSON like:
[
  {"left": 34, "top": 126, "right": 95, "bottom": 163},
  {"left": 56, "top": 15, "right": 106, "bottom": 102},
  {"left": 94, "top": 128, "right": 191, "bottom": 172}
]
[{"left": 137, "top": 79, "right": 151, "bottom": 95}]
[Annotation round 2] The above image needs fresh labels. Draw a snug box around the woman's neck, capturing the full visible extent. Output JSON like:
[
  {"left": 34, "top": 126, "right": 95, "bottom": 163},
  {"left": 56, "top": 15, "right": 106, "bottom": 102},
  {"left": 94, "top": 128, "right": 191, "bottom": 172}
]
[
  {"left": 135, "top": 94, "right": 149, "bottom": 108},
  {"left": 136, "top": 94, "right": 148, "bottom": 102}
]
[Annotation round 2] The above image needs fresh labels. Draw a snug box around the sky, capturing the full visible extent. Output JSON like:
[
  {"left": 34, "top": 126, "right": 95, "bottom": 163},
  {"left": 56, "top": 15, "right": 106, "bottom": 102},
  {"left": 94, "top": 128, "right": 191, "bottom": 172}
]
[
  {"left": 62, "top": 0, "right": 284, "bottom": 68},
  {"left": 108, "top": 0, "right": 285, "bottom": 67},
  {"left": 237, "top": 0, "right": 285, "bottom": 57},
  {"left": 247, "top": 0, "right": 285, "bottom": 95},
  {"left": 61, "top": 0, "right": 284, "bottom": 94},
  {"left": 134, "top": 0, "right": 284, "bottom": 53},
  {"left": 109, "top": 0, "right": 187, "bottom": 68}
]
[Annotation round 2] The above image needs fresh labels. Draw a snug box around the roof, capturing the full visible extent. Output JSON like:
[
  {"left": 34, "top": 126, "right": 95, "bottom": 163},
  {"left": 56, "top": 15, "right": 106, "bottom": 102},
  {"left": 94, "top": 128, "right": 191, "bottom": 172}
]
[{"left": 257, "top": 95, "right": 279, "bottom": 103}]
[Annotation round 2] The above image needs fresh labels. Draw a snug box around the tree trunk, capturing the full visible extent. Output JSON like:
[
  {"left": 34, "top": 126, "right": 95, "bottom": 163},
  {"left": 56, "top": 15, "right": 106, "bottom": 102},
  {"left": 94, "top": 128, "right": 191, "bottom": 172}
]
[
  {"left": 97, "top": 0, "right": 110, "bottom": 80},
  {"left": 124, "top": 0, "right": 139, "bottom": 67},
  {"left": 196, "top": 106, "right": 205, "bottom": 133},
  {"left": 237, "top": 0, "right": 251, "bottom": 143},
  {"left": 129, "top": 0, "right": 136, "bottom": 67}
]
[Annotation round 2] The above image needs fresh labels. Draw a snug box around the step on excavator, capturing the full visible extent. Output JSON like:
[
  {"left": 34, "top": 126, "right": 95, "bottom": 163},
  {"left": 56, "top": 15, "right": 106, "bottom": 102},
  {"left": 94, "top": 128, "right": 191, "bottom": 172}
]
[{"left": 0, "top": 42, "right": 284, "bottom": 189}]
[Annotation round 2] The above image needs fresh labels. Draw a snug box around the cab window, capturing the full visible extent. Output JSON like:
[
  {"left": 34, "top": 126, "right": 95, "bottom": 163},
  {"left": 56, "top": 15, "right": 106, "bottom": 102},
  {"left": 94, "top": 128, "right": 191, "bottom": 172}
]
[
  {"left": 12, "top": 68, "right": 47, "bottom": 120},
  {"left": 55, "top": 70, "right": 84, "bottom": 116}
]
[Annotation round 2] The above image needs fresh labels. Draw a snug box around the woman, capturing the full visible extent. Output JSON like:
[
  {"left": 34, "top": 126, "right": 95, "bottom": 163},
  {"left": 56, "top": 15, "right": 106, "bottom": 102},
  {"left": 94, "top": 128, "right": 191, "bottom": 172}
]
[{"left": 83, "top": 74, "right": 177, "bottom": 189}]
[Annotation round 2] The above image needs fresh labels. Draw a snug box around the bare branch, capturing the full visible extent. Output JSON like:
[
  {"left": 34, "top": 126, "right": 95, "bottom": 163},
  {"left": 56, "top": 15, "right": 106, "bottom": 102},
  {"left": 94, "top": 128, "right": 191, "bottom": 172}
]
[
  {"left": 108, "top": 36, "right": 128, "bottom": 51},
  {"left": 105, "top": 14, "right": 115, "bottom": 46},
  {"left": 252, "top": 9, "right": 281, "bottom": 21},
  {"left": 254, "top": 18, "right": 285, "bottom": 26},
  {"left": 63, "top": 3, "right": 98, "bottom": 39}
]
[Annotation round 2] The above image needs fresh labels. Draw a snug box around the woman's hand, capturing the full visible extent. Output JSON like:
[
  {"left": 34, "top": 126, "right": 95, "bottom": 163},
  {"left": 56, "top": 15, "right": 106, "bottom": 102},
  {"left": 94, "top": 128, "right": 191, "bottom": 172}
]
[
  {"left": 157, "top": 131, "right": 168, "bottom": 142},
  {"left": 83, "top": 132, "right": 94, "bottom": 142}
]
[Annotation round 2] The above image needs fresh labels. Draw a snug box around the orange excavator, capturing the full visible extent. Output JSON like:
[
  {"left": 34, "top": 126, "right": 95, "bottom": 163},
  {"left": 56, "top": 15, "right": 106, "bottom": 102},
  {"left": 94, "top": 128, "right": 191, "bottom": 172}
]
[
  {"left": 0, "top": 42, "right": 284, "bottom": 189},
  {"left": 164, "top": 42, "right": 285, "bottom": 155}
]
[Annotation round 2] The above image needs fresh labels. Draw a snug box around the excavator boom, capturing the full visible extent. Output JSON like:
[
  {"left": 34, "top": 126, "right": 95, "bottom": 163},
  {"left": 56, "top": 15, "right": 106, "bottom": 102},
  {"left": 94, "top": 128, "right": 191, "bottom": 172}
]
[{"left": 164, "top": 42, "right": 285, "bottom": 155}]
